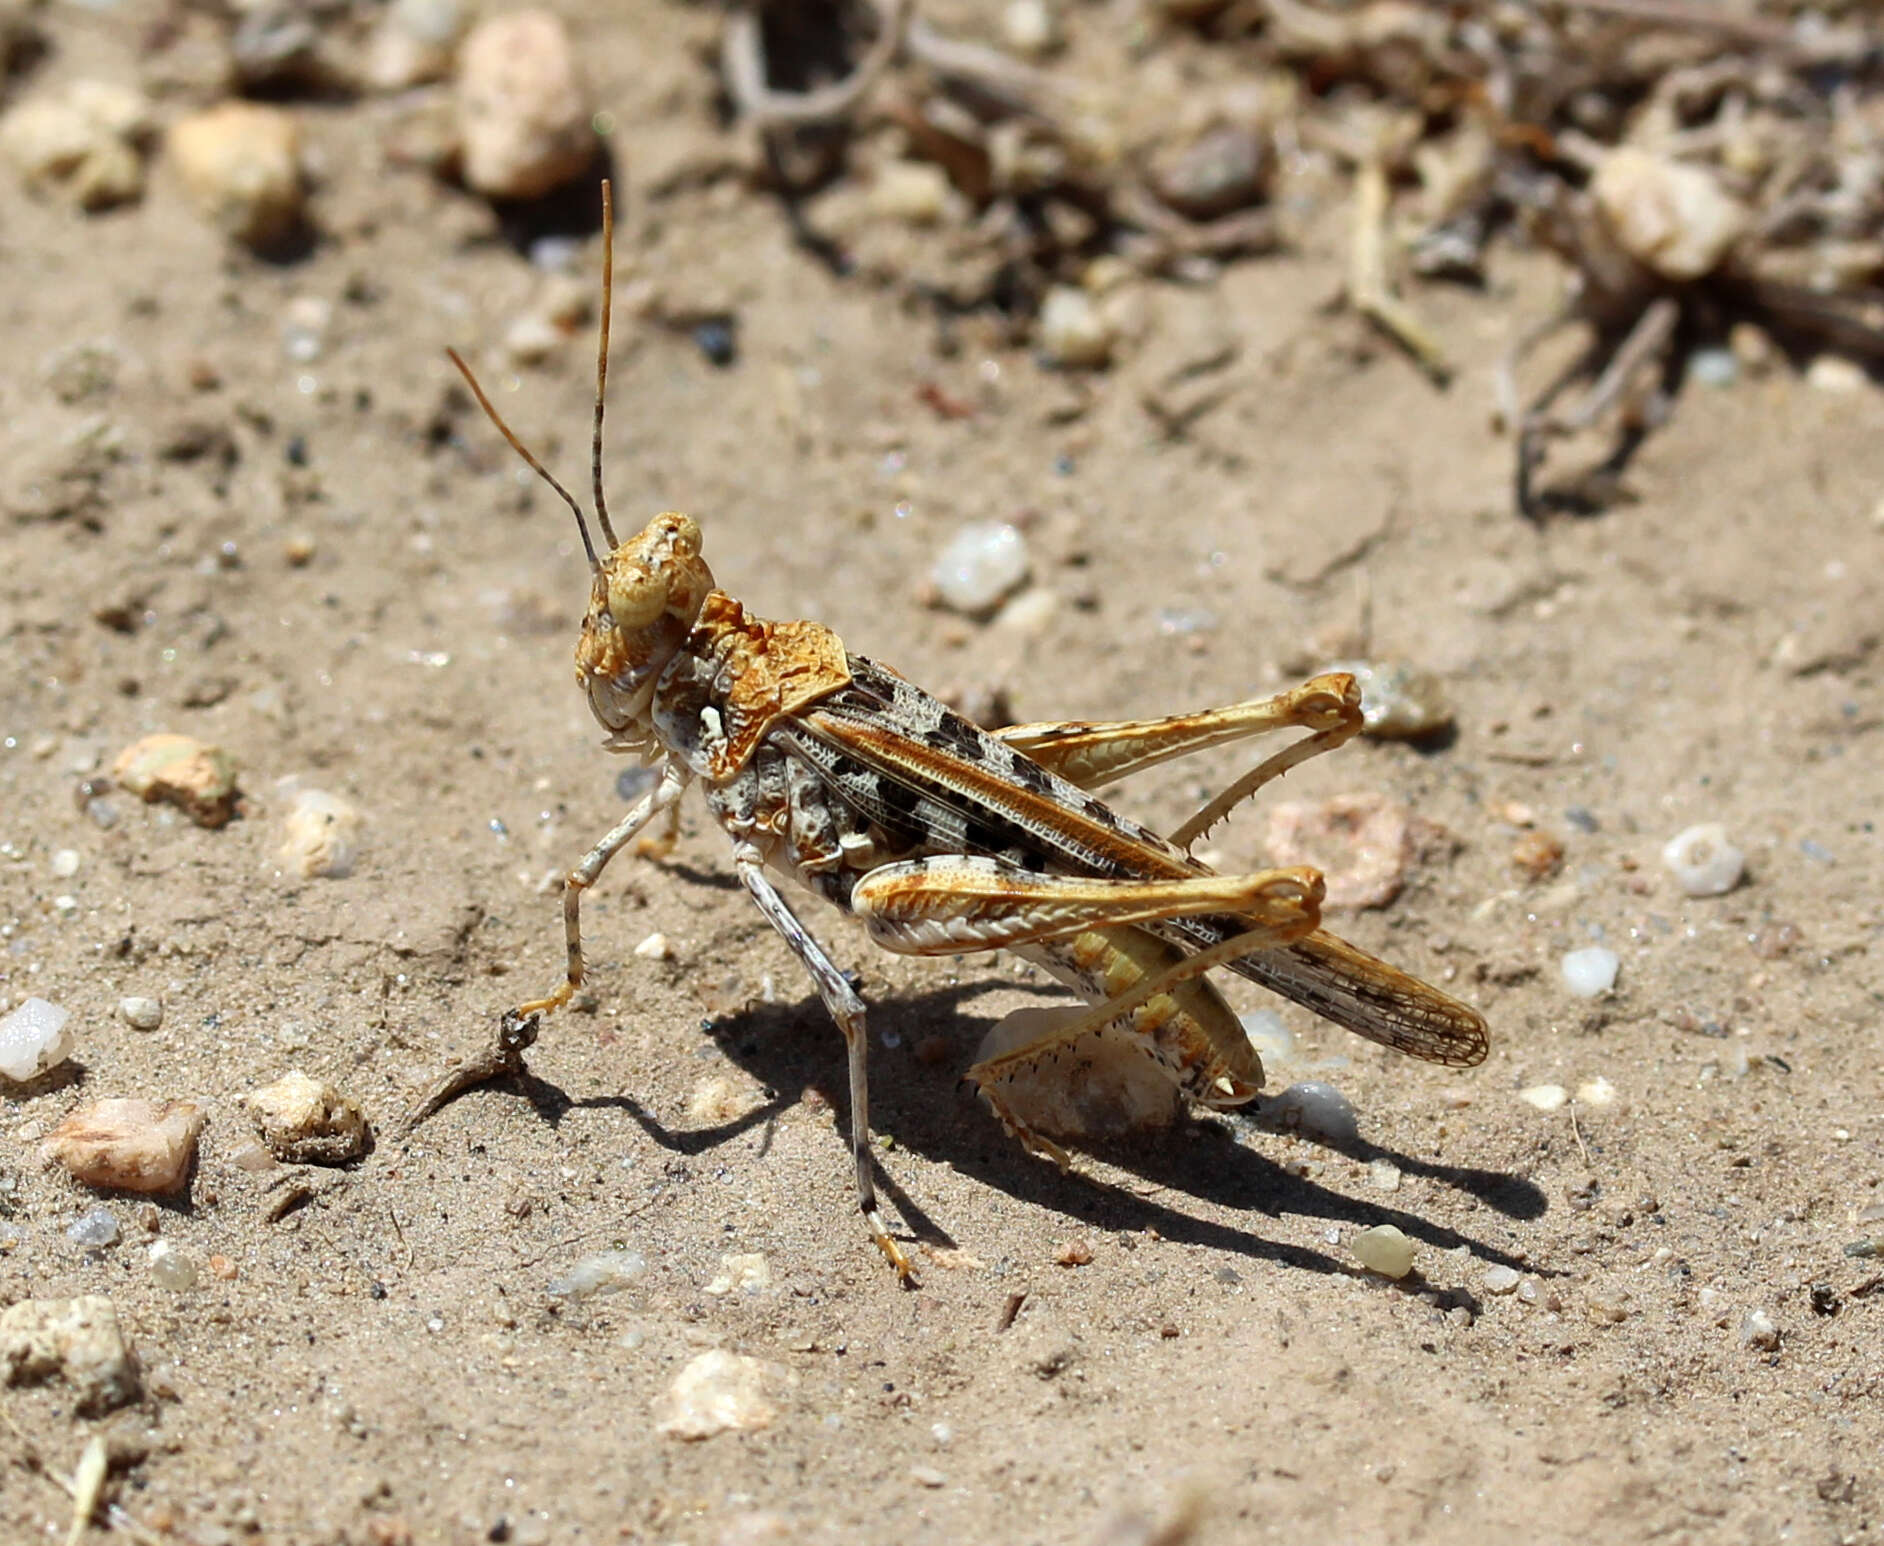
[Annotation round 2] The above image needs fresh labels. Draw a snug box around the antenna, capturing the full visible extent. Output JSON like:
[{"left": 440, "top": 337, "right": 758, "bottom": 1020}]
[
  {"left": 592, "top": 179, "right": 620, "bottom": 550},
  {"left": 445, "top": 179, "right": 629, "bottom": 571}
]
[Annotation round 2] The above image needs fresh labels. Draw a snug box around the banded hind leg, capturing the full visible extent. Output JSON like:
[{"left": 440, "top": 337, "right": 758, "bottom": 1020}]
[
  {"left": 991, "top": 671, "right": 1364, "bottom": 848},
  {"left": 849, "top": 856, "right": 1323, "bottom": 1163}
]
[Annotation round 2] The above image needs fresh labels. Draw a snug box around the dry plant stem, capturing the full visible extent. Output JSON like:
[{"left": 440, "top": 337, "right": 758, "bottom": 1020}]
[
  {"left": 1115, "top": 184, "right": 1281, "bottom": 271},
  {"left": 722, "top": 0, "right": 911, "bottom": 129},
  {"left": 1517, "top": 294, "right": 1679, "bottom": 516},
  {"left": 1350, "top": 159, "right": 1453, "bottom": 385},
  {"left": 1556, "top": 0, "right": 1789, "bottom": 49},
  {"left": 904, "top": 18, "right": 1068, "bottom": 116},
  {"left": 0, "top": 1411, "right": 164, "bottom": 1546},
  {"left": 399, "top": 1006, "right": 542, "bottom": 1139}
]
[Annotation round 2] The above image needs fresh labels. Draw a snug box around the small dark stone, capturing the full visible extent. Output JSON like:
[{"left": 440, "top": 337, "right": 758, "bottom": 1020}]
[{"left": 691, "top": 319, "right": 737, "bottom": 368}]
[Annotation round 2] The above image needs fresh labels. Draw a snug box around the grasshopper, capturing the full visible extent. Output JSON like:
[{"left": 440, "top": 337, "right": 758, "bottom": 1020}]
[{"left": 413, "top": 182, "right": 1488, "bottom": 1281}]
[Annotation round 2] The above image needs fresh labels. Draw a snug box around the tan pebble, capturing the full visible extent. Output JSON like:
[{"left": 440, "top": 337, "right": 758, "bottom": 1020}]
[
  {"left": 168, "top": 102, "right": 304, "bottom": 249},
  {"left": 633, "top": 931, "right": 673, "bottom": 961},
  {"left": 1053, "top": 1238, "right": 1094, "bottom": 1267},
  {"left": 42, "top": 1099, "right": 205, "bottom": 1194},
  {"left": 1590, "top": 146, "right": 1748, "bottom": 281},
  {"left": 1511, "top": 830, "right": 1565, "bottom": 882},
  {"left": 868, "top": 160, "right": 952, "bottom": 226},
  {"left": 1000, "top": 0, "right": 1061, "bottom": 59},
  {"left": 112, "top": 733, "right": 239, "bottom": 827},
  {"left": 283, "top": 534, "right": 316, "bottom": 566},
  {"left": 503, "top": 312, "right": 564, "bottom": 366},
  {"left": 655, "top": 1350, "right": 777, "bottom": 1439},
  {"left": 364, "top": 0, "right": 465, "bottom": 92},
  {"left": 995, "top": 587, "right": 1059, "bottom": 637},
  {"left": 1805, "top": 356, "right": 1866, "bottom": 394},
  {"left": 1350, "top": 1224, "right": 1416, "bottom": 1279},
  {"left": 1148, "top": 123, "right": 1268, "bottom": 221},
  {"left": 277, "top": 787, "right": 363, "bottom": 879},
  {"left": 245, "top": 1071, "right": 368, "bottom": 1164},
  {"left": 0, "top": 80, "right": 151, "bottom": 210},
  {"left": 687, "top": 1075, "right": 744, "bottom": 1125},
  {"left": 1264, "top": 792, "right": 1413, "bottom": 910},
  {"left": 1729, "top": 322, "right": 1774, "bottom": 374},
  {"left": 207, "top": 1253, "right": 237, "bottom": 1280},
  {"left": 1037, "top": 286, "right": 1115, "bottom": 369},
  {"left": 456, "top": 10, "right": 594, "bottom": 200},
  {"left": 0, "top": 1295, "right": 142, "bottom": 1413},
  {"left": 705, "top": 1252, "right": 771, "bottom": 1296}
]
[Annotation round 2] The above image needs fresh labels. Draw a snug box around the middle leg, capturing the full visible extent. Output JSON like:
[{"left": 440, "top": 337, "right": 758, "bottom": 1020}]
[{"left": 732, "top": 842, "right": 915, "bottom": 1283}]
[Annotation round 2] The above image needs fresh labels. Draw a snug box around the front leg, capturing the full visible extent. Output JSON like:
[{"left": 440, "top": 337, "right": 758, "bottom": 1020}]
[
  {"left": 401, "top": 762, "right": 691, "bottom": 1135},
  {"left": 731, "top": 843, "right": 916, "bottom": 1284}
]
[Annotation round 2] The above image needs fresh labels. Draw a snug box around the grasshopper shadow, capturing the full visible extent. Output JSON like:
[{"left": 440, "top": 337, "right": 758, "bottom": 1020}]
[{"left": 605, "top": 978, "right": 1544, "bottom": 1277}]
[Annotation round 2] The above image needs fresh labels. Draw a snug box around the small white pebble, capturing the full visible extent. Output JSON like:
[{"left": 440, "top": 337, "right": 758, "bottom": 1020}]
[
  {"left": 1685, "top": 347, "right": 1738, "bottom": 388},
  {"left": 66, "top": 1206, "right": 121, "bottom": 1249},
  {"left": 909, "top": 1465, "right": 948, "bottom": 1489},
  {"left": 1662, "top": 822, "right": 1744, "bottom": 897},
  {"left": 1037, "top": 285, "right": 1114, "bottom": 368},
  {"left": 547, "top": 1249, "right": 647, "bottom": 1300},
  {"left": 1739, "top": 1308, "right": 1779, "bottom": 1350},
  {"left": 1350, "top": 1224, "right": 1417, "bottom": 1279},
  {"left": 148, "top": 1239, "right": 198, "bottom": 1292},
  {"left": 1560, "top": 946, "right": 1619, "bottom": 998},
  {"left": 633, "top": 931, "right": 673, "bottom": 961},
  {"left": 1805, "top": 356, "right": 1865, "bottom": 393},
  {"left": 704, "top": 1252, "right": 771, "bottom": 1296},
  {"left": 503, "top": 312, "right": 564, "bottom": 366},
  {"left": 118, "top": 996, "right": 163, "bottom": 1032},
  {"left": 1267, "top": 1081, "right": 1358, "bottom": 1143},
  {"left": 1574, "top": 1076, "right": 1615, "bottom": 1107},
  {"left": 995, "top": 587, "right": 1059, "bottom": 637},
  {"left": 0, "top": 997, "right": 74, "bottom": 1082},
  {"left": 1518, "top": 1083, "right": 1567, "bottom": 1111},
  {"left": 50, "top": 849, "right": 81, "bottom": 879},
  {"left": 932, "top": 523, "right": 1031, "bottom": 615},
  {"left": 1366, "top": 1158, "right": 1401, "bottom": 1192},
  {"left": 1001, "top": 0, "right": 1060, "bottom": 58},
  {"left": 1481, "top": 1264, "right": 1521, "bottom": 1295}
]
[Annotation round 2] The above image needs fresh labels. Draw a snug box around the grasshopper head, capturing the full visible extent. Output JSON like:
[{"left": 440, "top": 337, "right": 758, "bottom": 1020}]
[
  {"left": 576, "top": 511, "right": 714, "bottom": 734},
  {"left": 445, "top": 184, "right": 718, "bottom": 745}
]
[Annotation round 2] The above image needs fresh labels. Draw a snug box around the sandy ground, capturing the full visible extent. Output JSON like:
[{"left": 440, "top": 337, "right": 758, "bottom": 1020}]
[{"left": 3, "top": 4, "right": 1883, "bottom": 1544}]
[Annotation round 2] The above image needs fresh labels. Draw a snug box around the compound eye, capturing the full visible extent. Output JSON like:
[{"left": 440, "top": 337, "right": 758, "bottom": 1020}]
[{"left": 606, "top": 569, "right": 667, "bottom": 630}]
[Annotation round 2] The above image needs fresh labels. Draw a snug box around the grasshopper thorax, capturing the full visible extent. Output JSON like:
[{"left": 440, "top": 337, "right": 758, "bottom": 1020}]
[{"left": 577, "top": 511, "right": 714, "bottom": 737}]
